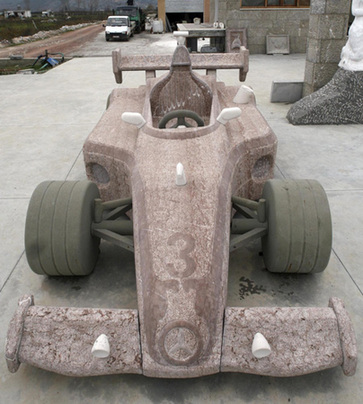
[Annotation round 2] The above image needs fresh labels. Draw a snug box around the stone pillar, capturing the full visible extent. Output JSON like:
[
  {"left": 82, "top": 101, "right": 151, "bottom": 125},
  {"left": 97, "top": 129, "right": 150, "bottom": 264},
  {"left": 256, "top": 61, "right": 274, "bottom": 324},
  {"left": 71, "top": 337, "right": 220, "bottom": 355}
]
[
  {"left": 287, "top": 0, "right": 363, "bottom": 125},
  {"left": 303, "top": 0, "right": 351, "bottom": 96},
  {"left": 158, "top": 0, "right": 166, "bottom": 31},
  {"left": 204, "top": 0, "right": 211, "bottom": 22}
]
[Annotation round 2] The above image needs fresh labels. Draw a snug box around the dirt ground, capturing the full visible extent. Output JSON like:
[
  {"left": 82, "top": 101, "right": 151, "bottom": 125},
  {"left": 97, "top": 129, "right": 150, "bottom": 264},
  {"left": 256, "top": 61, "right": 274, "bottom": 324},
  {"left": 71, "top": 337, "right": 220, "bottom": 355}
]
[{"left": 0, "top": 24, "right": 104, "bottom": 59}]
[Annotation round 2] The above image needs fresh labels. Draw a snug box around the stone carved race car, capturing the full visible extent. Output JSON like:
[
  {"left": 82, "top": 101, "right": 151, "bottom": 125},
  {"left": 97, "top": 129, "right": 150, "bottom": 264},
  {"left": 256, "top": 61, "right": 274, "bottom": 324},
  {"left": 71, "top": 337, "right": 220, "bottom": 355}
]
[{"left": 6, "top": 44, "right": 357, "bottom": 379}]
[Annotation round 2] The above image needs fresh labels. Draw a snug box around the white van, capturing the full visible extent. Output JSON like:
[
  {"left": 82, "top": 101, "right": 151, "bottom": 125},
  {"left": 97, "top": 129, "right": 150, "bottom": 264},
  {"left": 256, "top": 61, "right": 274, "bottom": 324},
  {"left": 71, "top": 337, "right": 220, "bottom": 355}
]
[{"left": 104, "top": 16, "right": 135, "bottom": 41}]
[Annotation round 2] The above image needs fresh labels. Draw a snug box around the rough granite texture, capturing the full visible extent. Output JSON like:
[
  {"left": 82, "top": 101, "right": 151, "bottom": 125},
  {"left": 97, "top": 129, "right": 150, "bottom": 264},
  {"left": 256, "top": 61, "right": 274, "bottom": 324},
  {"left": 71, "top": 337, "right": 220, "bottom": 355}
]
[
  {"left": 225, "top": 28, "right": 247, "bottom": 53},
  {"left": 221, "top": 298, "right": 357, "bottom": 377},
  {"left": 287, "top": 68, "right": 363, "bottom": 125},
  {"left": 85, "top": 45, "right": 276, "bottom": 378},
  {"left": 112, "top": 45, "right": 249, "bottom": 84},
  {"left": 6, "top": 296, "right": 142, "bottom": 377},
  {"left": 329, "top": 297, "right": 358, "bottom": 376},
  {"left": 5, "top": 295, "right": 34, "bottom": 373},
  {"left": 5, "top": 45, "right": 357, "bottom": 379},
  {"left": 149, "top": 49, "right": 213, "bottom": 126}
]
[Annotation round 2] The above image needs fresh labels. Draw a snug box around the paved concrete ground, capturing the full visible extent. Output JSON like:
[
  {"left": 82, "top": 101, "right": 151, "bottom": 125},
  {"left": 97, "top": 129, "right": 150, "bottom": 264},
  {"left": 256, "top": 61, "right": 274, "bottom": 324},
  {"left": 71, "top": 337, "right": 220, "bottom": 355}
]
[
  {"left": 0, "top": 33, "right": 362, "bottom": 403},
  {"left": 72, "top": 30, "right": 180, "bottom": 57}
]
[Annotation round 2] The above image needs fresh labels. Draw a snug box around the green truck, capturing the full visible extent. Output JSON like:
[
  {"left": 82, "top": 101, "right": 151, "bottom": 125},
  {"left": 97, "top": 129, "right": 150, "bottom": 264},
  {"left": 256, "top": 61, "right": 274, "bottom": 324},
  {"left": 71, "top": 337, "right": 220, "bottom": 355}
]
[{"left": 115, "top": 5, "right": 145, "bottom": 33}]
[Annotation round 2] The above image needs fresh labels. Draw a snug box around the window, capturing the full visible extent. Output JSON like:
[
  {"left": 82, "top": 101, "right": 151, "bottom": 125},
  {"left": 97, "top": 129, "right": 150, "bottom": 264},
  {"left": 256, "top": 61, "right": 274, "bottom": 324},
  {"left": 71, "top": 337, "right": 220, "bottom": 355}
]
[{"left": 241, "top": 0, "right": 310, "bottom": 7}]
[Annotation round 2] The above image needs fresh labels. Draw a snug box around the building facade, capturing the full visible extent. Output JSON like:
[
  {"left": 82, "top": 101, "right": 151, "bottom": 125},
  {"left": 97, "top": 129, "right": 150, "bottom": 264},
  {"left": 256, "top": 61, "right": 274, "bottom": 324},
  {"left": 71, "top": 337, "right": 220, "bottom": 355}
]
[
  {"left": 157, "top": 0, "right": 310, "bottom": 53},
  {"left": 216, "top": 0, "right": 310, "bottom": 53}
]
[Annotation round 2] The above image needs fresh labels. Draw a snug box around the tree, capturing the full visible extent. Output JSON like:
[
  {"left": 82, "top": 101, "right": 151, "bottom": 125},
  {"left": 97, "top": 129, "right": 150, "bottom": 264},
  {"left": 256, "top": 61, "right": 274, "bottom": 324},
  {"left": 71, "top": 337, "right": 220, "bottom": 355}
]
[
  {"left": 59, "top": 0, "right": 71, "bottom": 12},
  {"left": 87, "top": 0, "right": 100, "bottom": 12},
  {"left": 76, "top": 0, "right": 85, "bottom": 11}
]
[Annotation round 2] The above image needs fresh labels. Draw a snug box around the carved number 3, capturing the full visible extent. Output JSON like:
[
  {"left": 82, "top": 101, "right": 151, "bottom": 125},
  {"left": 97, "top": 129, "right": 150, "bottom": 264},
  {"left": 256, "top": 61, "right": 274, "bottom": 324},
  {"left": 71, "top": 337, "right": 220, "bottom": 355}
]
[{"left": 167, "top": 233, "right": 196, "bottom": 278}]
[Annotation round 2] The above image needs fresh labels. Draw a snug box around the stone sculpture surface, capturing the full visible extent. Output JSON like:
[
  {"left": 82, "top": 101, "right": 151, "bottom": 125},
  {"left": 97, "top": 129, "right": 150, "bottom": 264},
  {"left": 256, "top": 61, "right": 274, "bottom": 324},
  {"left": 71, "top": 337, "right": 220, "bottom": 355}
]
[{"left": 5, "top": 43, "right": 357, "bottom": 378}]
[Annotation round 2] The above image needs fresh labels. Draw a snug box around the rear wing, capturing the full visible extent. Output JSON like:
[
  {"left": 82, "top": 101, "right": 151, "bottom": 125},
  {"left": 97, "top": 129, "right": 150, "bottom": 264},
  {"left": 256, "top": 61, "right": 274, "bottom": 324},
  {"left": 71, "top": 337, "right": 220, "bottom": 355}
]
[{"left": 112, "top": 46, "right": 249, "bottom": 84}]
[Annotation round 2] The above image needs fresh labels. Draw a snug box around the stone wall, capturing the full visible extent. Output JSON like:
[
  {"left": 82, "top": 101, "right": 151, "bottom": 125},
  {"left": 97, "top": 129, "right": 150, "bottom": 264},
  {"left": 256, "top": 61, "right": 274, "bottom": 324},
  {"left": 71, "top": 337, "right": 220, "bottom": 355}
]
[
  {"left": 303, "top": 0, "right": 351, "bottom": 95},
  {"left": 166, "top": 0, "right": 204, "bottom": 12},
  {"left": 214, "top": 0, "right": 310, "bottom": 54}
]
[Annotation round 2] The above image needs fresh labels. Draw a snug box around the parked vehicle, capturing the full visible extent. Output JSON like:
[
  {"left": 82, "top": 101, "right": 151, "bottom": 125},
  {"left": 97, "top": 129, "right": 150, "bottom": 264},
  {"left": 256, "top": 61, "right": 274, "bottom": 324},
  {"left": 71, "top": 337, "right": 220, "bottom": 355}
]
[
  {"left": 104, "top": 15, "right": 135, "bottom": 41},
  {"left": 115, "top": 5, "right": 145, "bottom": 33}
]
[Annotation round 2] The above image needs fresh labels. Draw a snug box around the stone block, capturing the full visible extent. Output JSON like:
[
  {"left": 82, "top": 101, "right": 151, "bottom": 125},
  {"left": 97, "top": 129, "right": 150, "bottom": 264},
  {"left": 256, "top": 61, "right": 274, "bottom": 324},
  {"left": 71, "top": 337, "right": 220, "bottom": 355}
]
[
  {"left": 226, "top": 28, "right": 248, "bottom": 53},
  {"left": 309, "top": 15, "right": 347, "bottom": 40},
  {"left": 323, "top": 15, "right": 347, "bottom": 39},
  {"left": 304, "top": 61, "right": 339, "bottom": 94},
  {"left": 306, "top": 38, "right": 320, "bottom": 63},
  {"left": 303, "top": 60, "right": 314, "bottom": 86},
  {"left": 326, "top": 0, "right": 352, "bottom": 15},
  {"left": 320, "top": 39, "right": 347, "bottom": 64},
  {"left": 270, "top": 81, "right": 304, "bottom": 103},
  {"left": 266, "top": 35, "right": 290, "bottom": 55},
  {"left": 308, "top": 14, "right": 320, "bottom": 38},
  {"left": 303, "top": 82, "right": 314, "bottom": 97},
  {"left": 310, "top": 0, "right": 327, "bottom": 15},
  {"left": 312, "top": 62, "right": 340, "bottom": 89},
  {"left": 299, "top": 19, "right": 310, "bottom": 29}
]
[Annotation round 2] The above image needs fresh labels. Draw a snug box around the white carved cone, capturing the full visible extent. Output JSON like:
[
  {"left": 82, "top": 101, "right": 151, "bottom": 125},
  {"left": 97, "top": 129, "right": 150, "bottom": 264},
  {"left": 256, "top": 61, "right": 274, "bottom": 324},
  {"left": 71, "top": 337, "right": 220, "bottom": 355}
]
[
  {"left": 252, "top": 332, "right": 271, "bottom": 359},
  {"left": 176, "top": 162, "right": 187, "bottom": 186},
  {"left": 233, "top": 85, "right": 255, "bottom": 105},
  {"left": 91, "top": 334, "right": 110, "bottom": 358}
]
